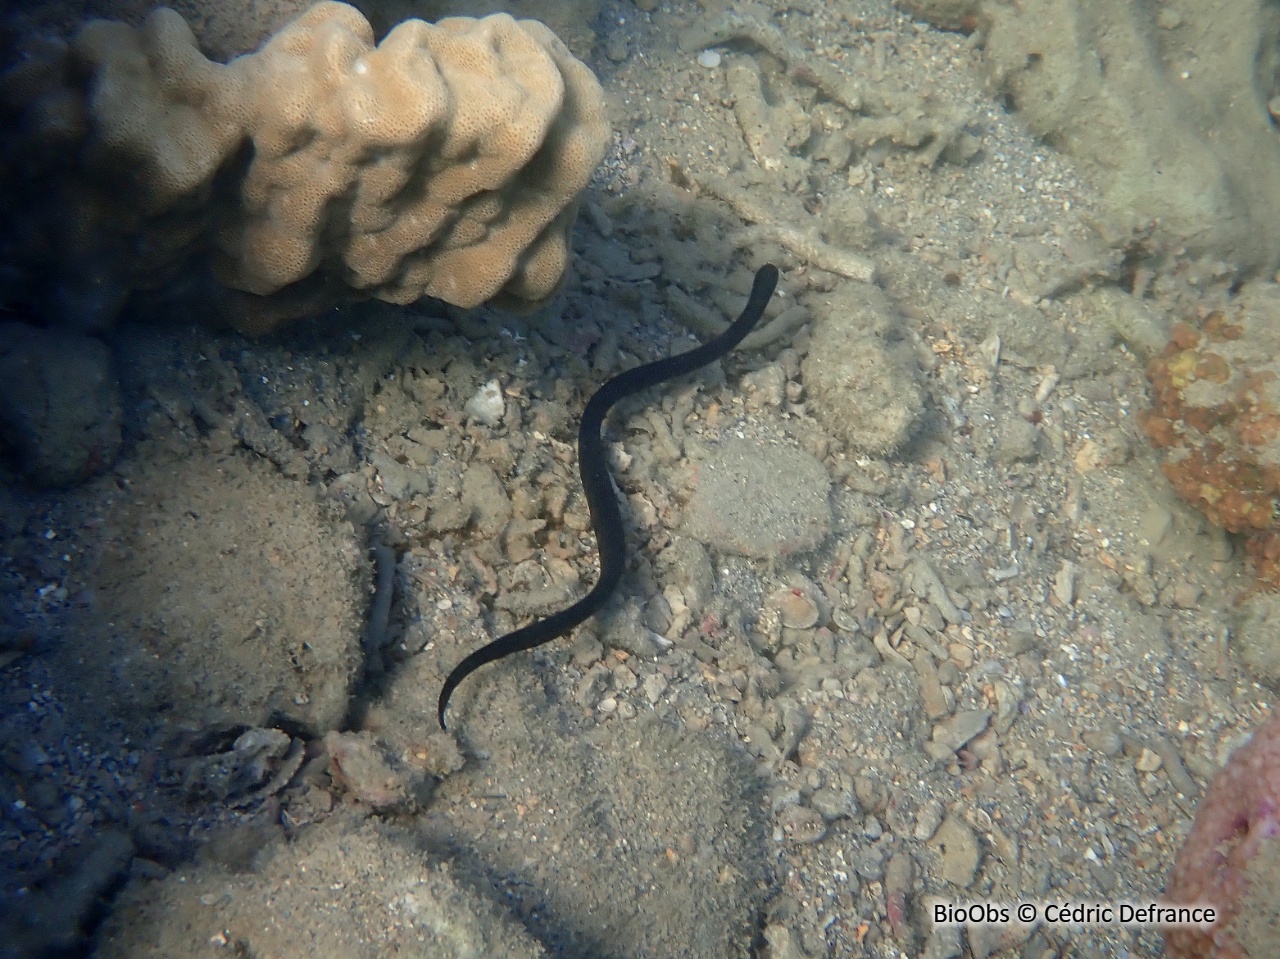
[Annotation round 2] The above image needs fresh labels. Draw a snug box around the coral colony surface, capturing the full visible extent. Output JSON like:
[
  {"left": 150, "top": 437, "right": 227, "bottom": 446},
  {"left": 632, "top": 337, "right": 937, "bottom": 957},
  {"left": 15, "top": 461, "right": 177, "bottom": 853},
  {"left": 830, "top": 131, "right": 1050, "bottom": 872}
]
[{"left": 0, "top": 1, "right": 609, "bottom": 332}]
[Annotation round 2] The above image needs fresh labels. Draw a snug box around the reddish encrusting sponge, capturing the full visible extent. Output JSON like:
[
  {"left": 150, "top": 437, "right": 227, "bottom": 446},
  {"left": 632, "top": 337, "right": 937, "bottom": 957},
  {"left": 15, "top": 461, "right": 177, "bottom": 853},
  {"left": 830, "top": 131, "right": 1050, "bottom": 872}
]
[{"left": 1163, "top": 712, "right": 1280, "bottom": 959}]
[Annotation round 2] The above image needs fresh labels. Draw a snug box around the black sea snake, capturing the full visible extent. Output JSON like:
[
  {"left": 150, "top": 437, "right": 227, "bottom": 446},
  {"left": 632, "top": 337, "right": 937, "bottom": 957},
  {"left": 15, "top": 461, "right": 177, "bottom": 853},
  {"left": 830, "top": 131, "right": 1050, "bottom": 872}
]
[{"left": 438, "top": 264, "right": 780, "bottom": 729}]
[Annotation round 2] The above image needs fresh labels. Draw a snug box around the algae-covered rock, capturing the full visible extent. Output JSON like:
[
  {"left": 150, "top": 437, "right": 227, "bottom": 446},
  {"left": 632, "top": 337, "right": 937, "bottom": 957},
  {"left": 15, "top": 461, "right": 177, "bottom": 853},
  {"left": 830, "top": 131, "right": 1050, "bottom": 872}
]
[
  {"left": 67, "top": 445, "right": 365, "bottom": 736},
  {"left": 95, "top": 815, "right": 546, "bottom": 959},
  {"left": 802, "top": 283, "right": 925, "bottom": 456},
  {"left": 0, "top": 322, "right": 122, "bottom": 487},
  {"left": 980, "top": 0, "right": 1280, "bottom": 274}
]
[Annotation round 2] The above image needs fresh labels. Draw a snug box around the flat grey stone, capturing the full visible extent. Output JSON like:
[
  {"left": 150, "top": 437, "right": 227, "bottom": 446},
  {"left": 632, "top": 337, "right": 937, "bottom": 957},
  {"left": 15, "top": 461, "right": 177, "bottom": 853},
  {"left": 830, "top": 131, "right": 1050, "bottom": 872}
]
[{"left": 681, "top": 436, "right": 832, "bottom": 558}]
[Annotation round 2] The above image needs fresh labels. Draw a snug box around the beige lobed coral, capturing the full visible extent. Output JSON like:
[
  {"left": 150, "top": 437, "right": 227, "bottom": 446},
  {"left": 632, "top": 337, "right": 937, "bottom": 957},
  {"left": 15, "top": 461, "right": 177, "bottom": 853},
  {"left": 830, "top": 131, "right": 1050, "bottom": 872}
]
[{"left": 0, "top": 1, "right": 609, "bottom": 332}]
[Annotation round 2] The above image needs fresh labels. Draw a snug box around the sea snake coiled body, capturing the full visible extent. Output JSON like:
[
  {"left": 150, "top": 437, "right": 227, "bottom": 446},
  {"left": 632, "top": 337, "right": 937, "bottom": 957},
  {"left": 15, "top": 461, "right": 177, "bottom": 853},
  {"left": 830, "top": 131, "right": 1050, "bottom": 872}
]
[{"left": 438, "top": 264, "right": 779, "bottom": 729}]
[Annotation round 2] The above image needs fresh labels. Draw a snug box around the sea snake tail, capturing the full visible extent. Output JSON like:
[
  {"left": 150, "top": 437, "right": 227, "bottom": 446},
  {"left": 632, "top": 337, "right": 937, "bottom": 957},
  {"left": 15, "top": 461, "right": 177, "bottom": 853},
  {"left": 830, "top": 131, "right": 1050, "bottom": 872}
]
[{"left": 438, "top": 264, "right": 779, "bottom": 729}]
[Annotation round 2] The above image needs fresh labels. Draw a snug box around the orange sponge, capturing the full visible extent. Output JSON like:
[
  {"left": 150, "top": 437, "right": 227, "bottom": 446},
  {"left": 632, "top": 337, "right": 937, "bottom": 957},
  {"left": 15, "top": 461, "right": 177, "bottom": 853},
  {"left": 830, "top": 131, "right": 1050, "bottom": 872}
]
[{"left": 1141, "top": 286, "right": 1280, "bottom": 586}]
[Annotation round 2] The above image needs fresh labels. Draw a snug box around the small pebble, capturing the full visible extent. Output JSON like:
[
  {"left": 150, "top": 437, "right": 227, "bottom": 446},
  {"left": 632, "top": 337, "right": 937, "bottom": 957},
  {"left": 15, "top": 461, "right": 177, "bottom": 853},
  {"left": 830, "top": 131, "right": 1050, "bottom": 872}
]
[
  {"left": 697, "top": 49, "right": 721, "bottom": 69},
  {"left": 323, "top": 731, "right": 409, "bottom": 811},
  {"left": 464, "top": 378, "right": 505, "bottom": 427},
  {"left": 1135, "top": 747, "right": 1163, "bottom": 773},
  {"left": 1171, "top": 581, "right": 1202, "bottom": 609},
  {"left": 763, "top": 924, "right": 807, "bottom": 959},
  {"left": 948, "top": 642, "right": 974, "bottom": 670},
  {"left": 767, "top": 585, "right": 821, "bottom": 630},
  {"left": 605, "top": 35, "right": 629, "bottom": 62},
  {"left": 741, "top": 364, "right": 787, "bottom": 412},
  {"left": 1052, "top": 560, "right": 1078, "bottom": 606},
  {"left": 642, "top": 673, "right": 668, "bottom": 704},
  {"left": 1085, "top": 726, "right": 1124, "bottom": 756},
  {"left": 809, "top": 786, "right": 858, "bottom": 822},
  {"left": 930, "top": 708, "right": 991, "bottom": 754},
  {"left": 575, "top": 666, "right": 609, "bottom": 706},
  {"left": 913, "top": 800, "right": 944, "bottom": 841},
  {"left": 776, "top": 803, "right": 827, "bottom": 844},
  {"left": 570, "top": 634, "right": 603, "bottom": 668},
  {"left": 611, "top": 663, "right": 638, "bottom": 691},
  {"left": 932, "top": 815, "right": 981, "bottom": 887}
]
